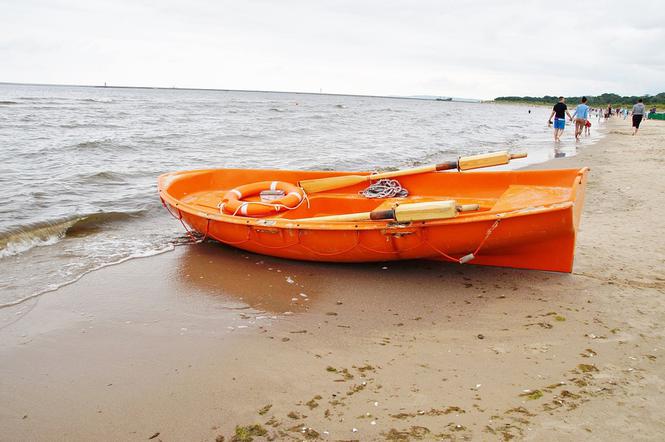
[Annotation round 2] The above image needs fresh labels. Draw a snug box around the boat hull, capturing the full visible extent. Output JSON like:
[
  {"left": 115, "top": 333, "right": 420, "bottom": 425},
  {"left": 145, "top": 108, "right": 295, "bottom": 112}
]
[{"left": 159, "top": 167, "right": 589, "bottom": 272}]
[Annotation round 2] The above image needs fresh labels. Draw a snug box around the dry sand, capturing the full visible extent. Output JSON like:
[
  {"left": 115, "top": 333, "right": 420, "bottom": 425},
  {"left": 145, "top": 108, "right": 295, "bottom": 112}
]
[{"left": 1, "top": 118, "right": 664, "bottom": 441}]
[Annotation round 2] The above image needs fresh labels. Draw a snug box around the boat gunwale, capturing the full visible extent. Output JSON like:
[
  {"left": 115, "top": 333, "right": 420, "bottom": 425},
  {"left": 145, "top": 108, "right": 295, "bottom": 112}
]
[{"left": 158, "top": 167, "right": 589, "bottom": 232}]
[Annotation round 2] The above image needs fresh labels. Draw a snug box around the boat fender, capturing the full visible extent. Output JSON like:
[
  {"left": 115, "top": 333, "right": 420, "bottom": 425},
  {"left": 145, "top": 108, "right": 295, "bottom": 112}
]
[{"left": 221, "top": 181, "right": 305, "bottom": 217}]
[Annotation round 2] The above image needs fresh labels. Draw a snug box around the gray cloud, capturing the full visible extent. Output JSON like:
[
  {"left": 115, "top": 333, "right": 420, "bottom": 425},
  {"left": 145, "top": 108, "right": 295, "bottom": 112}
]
[{"left": 1, "top": 0, "right": 663, "bottom": 98}]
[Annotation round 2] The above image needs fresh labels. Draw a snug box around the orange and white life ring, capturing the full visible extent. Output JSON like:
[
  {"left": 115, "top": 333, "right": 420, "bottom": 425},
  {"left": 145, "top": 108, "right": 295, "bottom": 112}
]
[{"left": 221, "top": 181, "right": 305, "bottom": 217}]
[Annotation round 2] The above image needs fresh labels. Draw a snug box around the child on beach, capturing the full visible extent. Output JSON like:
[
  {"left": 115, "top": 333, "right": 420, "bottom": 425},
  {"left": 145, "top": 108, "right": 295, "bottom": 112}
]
[{"left": 571, "top": 97, "right": 590, "bottom": 141}]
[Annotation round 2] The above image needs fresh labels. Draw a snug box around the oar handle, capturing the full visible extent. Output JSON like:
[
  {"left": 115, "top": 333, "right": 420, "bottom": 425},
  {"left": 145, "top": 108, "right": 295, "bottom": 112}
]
[
  {"left": 435, "top": 152, "right": 527, "bottom": 172},
  {"left": 371, "top": 202, "right": 478, "bottom": 220},
  {"left": 457, "top": 151, "right": 528, "bottom": 171}
]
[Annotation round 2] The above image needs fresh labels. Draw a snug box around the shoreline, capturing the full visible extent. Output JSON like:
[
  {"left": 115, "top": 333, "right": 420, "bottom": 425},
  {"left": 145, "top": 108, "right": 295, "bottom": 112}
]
[
  {"left": 0, "top": 109, "right": 606, "bottom": 311},
  {"left": 1, "top": 118, "right": 664, "bottom": 441}
]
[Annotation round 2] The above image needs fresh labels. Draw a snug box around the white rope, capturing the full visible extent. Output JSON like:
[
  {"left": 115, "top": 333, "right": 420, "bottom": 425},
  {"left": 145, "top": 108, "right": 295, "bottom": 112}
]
[{"left": 360, "top": 179, "right": 408, "bottom": 198}]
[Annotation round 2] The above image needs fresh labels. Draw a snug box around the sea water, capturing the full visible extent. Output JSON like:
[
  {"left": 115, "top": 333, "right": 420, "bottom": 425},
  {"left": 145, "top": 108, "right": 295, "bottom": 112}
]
[{"left": 0, "top": 83, "right": 604, "bottom": 305}]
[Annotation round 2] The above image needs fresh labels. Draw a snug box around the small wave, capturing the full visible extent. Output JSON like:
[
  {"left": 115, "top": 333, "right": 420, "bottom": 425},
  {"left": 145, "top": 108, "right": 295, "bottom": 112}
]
[
  {"left": 75, "top": 140, "right": 106, "bottom": 149},
  {"left": 18, "top": 97, "right": 73, "bottom": 104},
  {"left": 0, "top": 228, "right": 67, "bottom": 259},
  {"left": 71, "top": 140, "right": 134, "bottom": 153},
  {"left": 335, "top": 104, "right": 347, "bottom": 109},
  {"left": 60, "top": 123, "right": 122, "bottom": 129},
  {"left": 0, "top": 211, "right": 146, "bottom": 258},
  {"left": 0, "top": 100, "right": 18, "bottom": 105},
  {"left": 77, "top": 170, "right": 128, "bottom": 184},
  {"left": 79, "top": 98, "right": 114, "bottom": 103},
  {"left": 31, "top": 101, "right": 72, "bottom": 106},
  {"left": 0, "top": 244, "right": 176, "bottom": 310},
  {"left": 288, "top": 127, "right": 312, "bottom": 134},
  {"left": 72, "top": 139, "right": 123, "bottom": 150},
  {"left": 269, "top": 108, "right": 286, "bottom": 112},
  {"left": 368, "top": 107, "right": 404, "bottom": 113}
]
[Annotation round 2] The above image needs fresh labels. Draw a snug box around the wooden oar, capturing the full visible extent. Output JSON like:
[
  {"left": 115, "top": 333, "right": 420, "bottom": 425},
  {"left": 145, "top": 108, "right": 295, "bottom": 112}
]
[
  {"left": 299, "top": 151, "right": 527, "bottom": 193},
  {"left": 293, "top": 201, "right": 480, "bottom": 223}
]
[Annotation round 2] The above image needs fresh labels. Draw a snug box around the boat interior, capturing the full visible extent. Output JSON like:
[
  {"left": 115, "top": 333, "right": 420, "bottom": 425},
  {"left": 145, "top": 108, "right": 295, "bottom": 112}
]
[{"left": 163, "top": 168, "right": 583, "bottom": 220}]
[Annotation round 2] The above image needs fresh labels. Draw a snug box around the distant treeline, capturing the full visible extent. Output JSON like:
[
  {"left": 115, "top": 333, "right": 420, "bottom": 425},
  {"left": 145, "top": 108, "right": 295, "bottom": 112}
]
[{"left": 495, "top": 92, "right": 665, "bottom": 107}]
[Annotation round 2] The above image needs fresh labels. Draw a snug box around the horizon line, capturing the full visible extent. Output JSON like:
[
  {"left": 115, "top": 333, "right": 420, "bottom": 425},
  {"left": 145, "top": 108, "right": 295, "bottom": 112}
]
[{"left": 0, "top": 81, "right": 483, "bottom": 103}]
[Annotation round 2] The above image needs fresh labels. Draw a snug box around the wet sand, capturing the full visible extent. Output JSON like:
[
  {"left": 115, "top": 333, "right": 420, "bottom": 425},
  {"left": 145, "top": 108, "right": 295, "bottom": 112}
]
[{"left": 2, "top": 118, "right": 664, "bottom": 441}]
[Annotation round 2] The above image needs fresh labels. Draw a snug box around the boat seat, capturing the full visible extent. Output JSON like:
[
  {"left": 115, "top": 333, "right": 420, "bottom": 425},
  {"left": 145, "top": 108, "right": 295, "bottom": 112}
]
[
  {"left": 491, "top": 185, "right": 571, "bottom": 213},
  {"left": 181, "top": 190, "right": 227, "bottom": 212}
]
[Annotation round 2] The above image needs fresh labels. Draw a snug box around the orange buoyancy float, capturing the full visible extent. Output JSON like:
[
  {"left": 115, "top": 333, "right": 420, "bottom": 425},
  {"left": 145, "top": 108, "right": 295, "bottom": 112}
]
[{"left": 221, "top": 181, "right": 305, "bottom": 217}]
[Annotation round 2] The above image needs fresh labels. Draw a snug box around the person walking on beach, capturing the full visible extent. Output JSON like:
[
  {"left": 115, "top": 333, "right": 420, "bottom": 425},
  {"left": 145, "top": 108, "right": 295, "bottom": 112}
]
[
  {"left": 548, "top": 97, "right": 572, "bottom": 142},
  {"left": 632, "top": 98, "right": 645, "bottom": 135},
  {"left": 571, "top": 97, "right": 590, "bottom": 141}
]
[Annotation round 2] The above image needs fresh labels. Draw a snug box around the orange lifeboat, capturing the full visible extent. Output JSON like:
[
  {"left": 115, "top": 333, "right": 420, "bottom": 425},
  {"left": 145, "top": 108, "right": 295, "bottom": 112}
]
[{"left": 158, "top": 166, "right": 589, "bottom": 273}]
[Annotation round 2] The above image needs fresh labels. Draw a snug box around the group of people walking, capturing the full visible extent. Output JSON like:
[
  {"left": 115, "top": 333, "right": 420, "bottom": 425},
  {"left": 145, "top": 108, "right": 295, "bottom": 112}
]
[
  {"left": 547, "top": 97, "right": 590, "bottom": 141},
  {"left": 548, "top": 97, "right": 647, "bottom": 140}
]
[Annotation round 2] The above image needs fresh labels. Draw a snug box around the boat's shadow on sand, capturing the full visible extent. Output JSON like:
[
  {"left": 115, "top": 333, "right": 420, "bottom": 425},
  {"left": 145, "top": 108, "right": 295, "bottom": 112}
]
[{"left": 175, "top": 240, "right": 571, "bottom": 315}]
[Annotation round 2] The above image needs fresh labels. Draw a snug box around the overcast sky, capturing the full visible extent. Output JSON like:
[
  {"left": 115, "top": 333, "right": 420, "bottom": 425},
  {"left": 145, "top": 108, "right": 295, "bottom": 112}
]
[{"left": 2, "top": 0, "right": 664, "bottom": 99}]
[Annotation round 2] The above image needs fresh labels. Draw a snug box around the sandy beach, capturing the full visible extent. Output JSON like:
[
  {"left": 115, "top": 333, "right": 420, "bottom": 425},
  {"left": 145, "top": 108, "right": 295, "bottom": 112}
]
[{"left": 1, "top": 117, "right": 664, "bottom": 441}]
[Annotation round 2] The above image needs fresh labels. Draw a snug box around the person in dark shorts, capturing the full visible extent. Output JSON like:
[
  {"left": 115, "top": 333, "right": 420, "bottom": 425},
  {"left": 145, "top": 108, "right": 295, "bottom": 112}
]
[
  {"left": 548, "top": 97, "right": 573, "bottom": 142},
  {"left": 632, "top": 98, "right": 645, "bottom": 135}
]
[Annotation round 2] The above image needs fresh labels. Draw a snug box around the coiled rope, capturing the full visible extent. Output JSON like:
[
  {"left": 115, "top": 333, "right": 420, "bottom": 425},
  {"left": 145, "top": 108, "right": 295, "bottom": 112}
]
[{"left": 360, "top": 179, "right": 408, "bottom": 198}]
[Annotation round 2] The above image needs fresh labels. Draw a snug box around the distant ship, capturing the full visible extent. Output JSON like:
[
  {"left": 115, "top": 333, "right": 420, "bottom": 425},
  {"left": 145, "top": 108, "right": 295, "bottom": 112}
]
[{"left": 436, "top": 97, "right": 453, "bottom": 102}]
